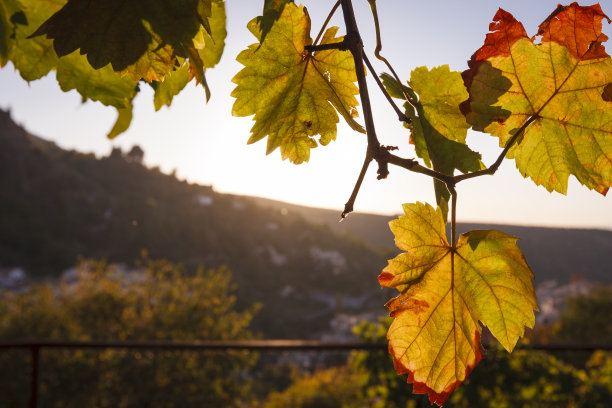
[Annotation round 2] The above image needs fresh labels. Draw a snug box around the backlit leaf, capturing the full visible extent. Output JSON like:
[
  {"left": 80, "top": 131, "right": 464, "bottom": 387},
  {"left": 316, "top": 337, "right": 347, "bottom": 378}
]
[
  {"left": 257, "top": 0, "right": 293, "bottom": 47},
  {"left": 461, "top": 3, "right": 612, "bottom": 195},
  {"left": 56, "top": 51, "right": 138, "bottom": 108},
  {"left": 11, "top": 0, "right": 62, "bottom": 81},
  {"left": 0, "top": 0, "right": 23, "bottom": 66},
  {"left": 153, "top": 61, "right": 190, "bottom": 111},
  {"left": 30, "top": 0, "right": 212, "bottom": 73},
  {"left": 231, "top": 3, "right": 364, "bottom": 164},
  {"left": 107, "top": 103, "right": 133, "bottom": 139},
  {"left": 190, "top": 0, "right": 227, "bottom": 101},
  {"left": 380, "top": 202, "right": 537, "bottom": 406},
  {"left": 382, "top": 68, "right": 482, "bottom": 221}
]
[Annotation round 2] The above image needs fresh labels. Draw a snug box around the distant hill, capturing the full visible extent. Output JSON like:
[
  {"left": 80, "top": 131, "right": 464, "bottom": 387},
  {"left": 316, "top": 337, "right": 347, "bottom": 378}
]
[
  {"left": 1, "top": 110, "right": 610, "bottom": 339},
  {"left": 249, "top": 185, "right": 612, "bottom": 285},
  {"left": 0, "top": 110, "right": 392, "bottom": 338}
]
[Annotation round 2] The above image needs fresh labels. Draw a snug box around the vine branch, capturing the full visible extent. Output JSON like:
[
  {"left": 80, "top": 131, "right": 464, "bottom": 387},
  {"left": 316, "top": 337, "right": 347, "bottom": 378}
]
[
  {"left": 366, "top": 0, "right": 417, "bottom": 111},
  {"left": 361, "top": 53, "right": 411, "bottom": 124},
  {"left": 313, "top": 0, "right": 341, "bottom": 46},
  {"left": 330, "top": 0, "right": 537, "bottom": 226}
]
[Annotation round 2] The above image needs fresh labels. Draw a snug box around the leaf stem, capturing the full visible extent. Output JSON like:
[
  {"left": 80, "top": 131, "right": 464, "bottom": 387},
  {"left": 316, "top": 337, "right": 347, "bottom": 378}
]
[
  {"left": 335, "top": 0, "right": 389, "bottom": 218},
  {"left": 455, "top": 115, "right": 539, "bottom": 183},
  {"left": 366, "top": 0, "right": 417, "bottom": 111},
  {"left": 449, "top": 184, "right": 457, "bottom": 249},
  {"left": 313, "top": 0, "right": 341, "bottom": 46},
  {"left": 361, "top": 53, "right": 411, "bottom": 123},
  {"left": 342, "top": 152, "right": 373, "bottom": 219}
]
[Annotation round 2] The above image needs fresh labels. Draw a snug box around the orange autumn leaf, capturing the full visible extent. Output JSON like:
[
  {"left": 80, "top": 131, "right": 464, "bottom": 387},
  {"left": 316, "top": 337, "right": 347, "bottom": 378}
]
[{"left": 461, "top": 3, "right": 612, "bottom": 195}]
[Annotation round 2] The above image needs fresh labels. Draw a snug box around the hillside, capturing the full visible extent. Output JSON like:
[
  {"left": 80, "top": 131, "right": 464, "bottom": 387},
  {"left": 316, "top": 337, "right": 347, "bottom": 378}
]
[
  {"left": 0, "top": 110, "right": 395, "bottom": 338},
  {"left": 1, "top": 110, "right": 610, "bottom": 339},
  {"left": 250, "top": 197, "right": 612, "bottom": 285}
]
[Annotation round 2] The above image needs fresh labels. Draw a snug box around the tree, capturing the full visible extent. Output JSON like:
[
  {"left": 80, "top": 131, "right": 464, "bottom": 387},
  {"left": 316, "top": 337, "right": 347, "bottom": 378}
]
[
  {"left": 553, "top": 286, "right": 612, "bottom": 345},
  {"left": 126, "top": 145, "right": 144, "bottom": 164},
  {"left": 0, "top": 258, "right": 258, "bottom": 407},
  {"left": 1, "top": 0, "right": 611, "bottom": 405}
]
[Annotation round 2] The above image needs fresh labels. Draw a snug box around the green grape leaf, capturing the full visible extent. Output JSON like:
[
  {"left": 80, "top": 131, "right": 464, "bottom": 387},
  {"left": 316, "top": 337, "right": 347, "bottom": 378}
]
[
  {"left": 56, "top": 51, "right": 138, "bottom": 108},
  {"left": 257, "top": 0, "right": 293, "bottom": 47},
  {"left": 0, "top": 0, "right": 24, "bottom": 66},
  {"left": 194, "top": 0, "right": 226, "bottom": 69},
  {"left": 153, "top": 0, "right": 225, "bottom": 110},
  {"left": 11, "top": 0, "right": 62, "bottom": 81},
  {"left": 189, "top": 0, "right": 227, "bottom": 101},
  {"left": 461, "top": 3, "right": 612, "bottom": 195},
  {"left": 30, "top": 0, "right": 212, "bottom": 73},
  {"left": 107, "top": 103, "right": 133, "bottom": 139},
  {"left": 231, "top": 3, "right": 364, "bottom": 164},
  {"left": 379, "top": 202, "right": 537, "bottom": 406},
  {"left": 382, "top": 68, "right": 483, "bottom": 221},
  {"left": 153, "top": 61, "right": 190, "bottom": 111}
]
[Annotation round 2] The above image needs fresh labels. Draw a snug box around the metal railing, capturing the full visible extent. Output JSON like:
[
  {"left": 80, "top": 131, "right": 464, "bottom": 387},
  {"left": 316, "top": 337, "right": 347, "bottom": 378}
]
[{"left": 1, "top": 340, "right": 610, "bottom": 408}]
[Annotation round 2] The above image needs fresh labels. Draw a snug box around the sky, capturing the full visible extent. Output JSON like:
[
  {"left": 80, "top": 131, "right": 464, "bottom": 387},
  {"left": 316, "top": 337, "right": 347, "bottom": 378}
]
[{"left": 1, "top": 0, "right": 611, "bottom": 229}]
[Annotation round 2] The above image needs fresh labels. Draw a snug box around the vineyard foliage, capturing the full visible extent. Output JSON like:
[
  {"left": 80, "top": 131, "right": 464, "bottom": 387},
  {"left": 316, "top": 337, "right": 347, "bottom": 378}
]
[{"left": 1, "top": 0, "right": 611, "bottom": 405}]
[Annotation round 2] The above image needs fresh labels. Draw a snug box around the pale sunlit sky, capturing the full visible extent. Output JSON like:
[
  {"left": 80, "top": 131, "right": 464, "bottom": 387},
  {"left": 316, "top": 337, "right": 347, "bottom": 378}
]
[{"left": 0, "top": 0, "right": 610, "bottom": 229}]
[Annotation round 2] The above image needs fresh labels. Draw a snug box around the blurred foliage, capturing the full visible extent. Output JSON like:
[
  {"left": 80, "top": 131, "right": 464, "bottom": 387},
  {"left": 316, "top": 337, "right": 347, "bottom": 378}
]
[
  {"left": 260, "top": 365, "right": 370, "bottom": 408},
  {"left": 261, "top": 308, "right": 612, "bottom": 408},
  {"left": 0, "top": 258, "right": 258, "bottom": 407},
  {"left": 552, "top": 286, "right": 612, "bottom": 345}
]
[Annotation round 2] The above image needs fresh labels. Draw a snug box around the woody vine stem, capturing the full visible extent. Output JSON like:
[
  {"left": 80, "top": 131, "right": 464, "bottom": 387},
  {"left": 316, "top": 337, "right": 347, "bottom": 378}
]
[{"left": 306, "top": 0, "right": 536, "bottom": 250}]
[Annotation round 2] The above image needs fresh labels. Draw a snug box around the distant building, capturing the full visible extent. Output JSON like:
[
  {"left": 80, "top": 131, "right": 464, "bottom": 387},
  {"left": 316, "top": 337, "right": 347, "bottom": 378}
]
[{"left": 535, "top": 279, "right": 593, "bottom": 326}]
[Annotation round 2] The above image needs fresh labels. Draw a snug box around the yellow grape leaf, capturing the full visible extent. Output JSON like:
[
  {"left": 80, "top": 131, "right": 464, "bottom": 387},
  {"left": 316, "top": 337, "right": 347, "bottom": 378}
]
[
  {"left": 107, "top": 102, "right": 133, "bottom": 139},
  {"left": 382, "top": 67, "right": 483, "bottom": 221},
  {"left": 256, "top": 0, "right": 293, "bottom": 47},
  {"left": 231, "top": 3, "right": 364, "bottom": 164},
  {"left": 461, "top": 3, "right": 612, "bottom": 195},
  {"left": 379, "top": 202, "right": 537, "bottom": 406}
]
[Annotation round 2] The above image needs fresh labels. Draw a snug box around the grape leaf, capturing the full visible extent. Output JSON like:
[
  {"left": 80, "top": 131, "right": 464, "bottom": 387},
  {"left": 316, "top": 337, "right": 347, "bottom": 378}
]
[
  {"left": 381, "top": 68, "right": 483, "bottom": 221},
  {"left": 153, "top": 61, "right": 191, "bottom": 111},
  {"left": 153, "top": 0, "right": 226, "bottom": 108},
  {"left": 257, "top": 0, "right": 293, "bottom": 47},
  {"left": 379, "top": 202, "right": 537, "bottom": 406},
  {"left": 461, "top": 3, "right": 612, "bottom": 195},
  {"left": 231, "top": 3, "right": 364, "bottom": 164},
  {"left": 56, "top": 51, "right": 137, "bottom": 108},
  {"left": 190, "top": 0, "right": 227, "bottom": 101},
  {"left": 0, "top": 0, "right": 23, "bottom": 66},
  {"left": 108, "top": 102, "right": 133, "bottom": 140},
  {"left": 30, "top": 0, "right": 212, "bottom": 73},
  {"left": 11, "top": 0, "right": 62, "bottom": 81}
]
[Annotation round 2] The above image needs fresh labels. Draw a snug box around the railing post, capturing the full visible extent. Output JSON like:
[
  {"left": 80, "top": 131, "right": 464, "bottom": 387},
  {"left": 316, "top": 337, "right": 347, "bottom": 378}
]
[{"left": 30, "top": 345, "right": 40, "bottom": 408}]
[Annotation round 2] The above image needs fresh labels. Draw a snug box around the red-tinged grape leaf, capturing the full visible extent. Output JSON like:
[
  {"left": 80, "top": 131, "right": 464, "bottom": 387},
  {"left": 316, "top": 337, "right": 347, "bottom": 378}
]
[
  {"left": 29, "top": 0, "right": 212, "bottom": 73},
  {"left": 231, "top": 3, "right": 364, "bottom": 164},
  {"left": 121, "top": 32, "right": 175, "bottom": 83},
  {"left": 380, "top": 202, "right": 537, "bottom": 406},
  {"left": 462, "top": 3, "right": 612, "bottom": 195},
  {"left": 381, "top": 68, "right": 483, "bottom": 221},
  {"left": 257, "top": 0, "right": 293, "bottom": 48}
]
